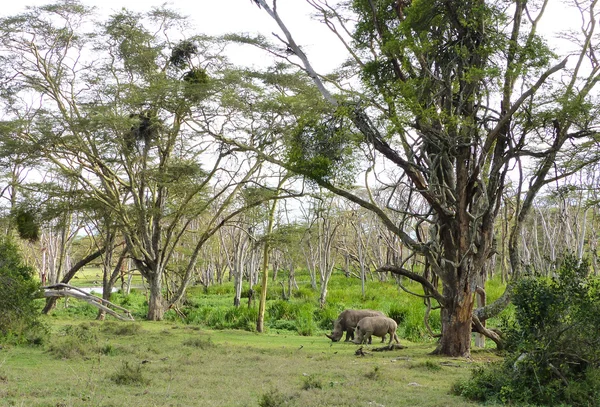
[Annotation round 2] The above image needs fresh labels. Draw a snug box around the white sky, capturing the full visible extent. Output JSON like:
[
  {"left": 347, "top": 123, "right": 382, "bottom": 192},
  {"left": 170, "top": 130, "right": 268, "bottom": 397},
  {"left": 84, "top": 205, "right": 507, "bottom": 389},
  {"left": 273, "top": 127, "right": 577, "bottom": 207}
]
[
  {"left": 0, "top": 1, "right": 583, "bottom": 74},
  {"left": 0, "top": 1, "right": 346, "bottom": 73}
]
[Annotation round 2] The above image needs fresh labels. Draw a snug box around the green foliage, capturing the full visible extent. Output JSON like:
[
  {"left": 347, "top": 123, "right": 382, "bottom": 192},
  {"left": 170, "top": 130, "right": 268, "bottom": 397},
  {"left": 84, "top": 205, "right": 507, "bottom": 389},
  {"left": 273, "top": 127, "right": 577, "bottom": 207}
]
[
  {"left": 395, "top": 303, "right": 441, "bottom": 342},
  {"left": 46, "top": 324, "right": 98, "bottom": 359},
  {"left": 182, "top": 337, "right": 215, "bottom": 349},
  {"left": 295, "top": 307, "right": 317, "bottom": 336},
  {"left": 455, "top": 255, "right": 600, "bottom": 406},
  {"left": 110, "top": 361, "right": 150, "bottom": 386},
  {"left": 104, "top": 10, "right": 159, "bottom": 76},
  {"left": 287, "top": 109, "right": 358, "bottom": 184},
  {"left": 313, "top": 305, "right": 339, "bottom": 330},
  {"left": 410, "top": 360, "right": 442, "bottom": 372},
  {"left": 292, "top": 286, "right": 315, "bottom": 300},
  {"left": 301, "top": 374, "right": 323, "bottom": 390},
  {"left": 12, "top": 207, "right": 40, "bottom": 242},
  {"left": 267, "top": 300, "right": 317, "bottom": 335},
  {"left": 258, "top": 388, "right": 294, "bottom": 407},
  {"left": 101, "top": 322, "right": 143, "bottom": 336},
  {"left": 182, "top": 67, "right": 210, "bottom": 101},
  {"left": 0, "top": 237, "right": 47, "bottom": 345},
  {"left": 169, "top": 40, "right": 198, "bottom": 69}
]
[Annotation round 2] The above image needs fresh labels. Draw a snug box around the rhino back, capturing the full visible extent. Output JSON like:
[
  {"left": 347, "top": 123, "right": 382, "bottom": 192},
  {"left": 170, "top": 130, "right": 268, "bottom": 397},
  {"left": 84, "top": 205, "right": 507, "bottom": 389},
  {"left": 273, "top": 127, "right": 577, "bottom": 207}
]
[
  {"left": 358, "top": 316, "right": 396, "bottom": 336},
  {"left": 342, "top": 310, "right": 384, "bottom": 328}
]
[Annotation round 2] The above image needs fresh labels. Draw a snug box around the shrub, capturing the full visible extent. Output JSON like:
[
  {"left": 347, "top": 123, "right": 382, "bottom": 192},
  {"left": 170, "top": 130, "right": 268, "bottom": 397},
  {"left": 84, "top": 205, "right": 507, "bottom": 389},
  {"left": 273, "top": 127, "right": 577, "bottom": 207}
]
[
  {"left": 258, "top": 388, "right": 293, "bottom": 407},
  {"left": 183, "top": 337, "right": 214, "bottom": 349},
  {"left": 455, "top": 255, "right": 600, "bottom": 406},
  {"left": 110, "top": 361, "right": 150, "bottom": 386},
  {"left": 301, "top": 374, "right": 323, "bottom": 390},
  {"left": 387, "top": 304, "right": 408, "bottom": 325},
  {"left": 0, "top": 237, "right": 47, "bottom": 345},
  {"left": 269, "top": 319, "right": 296, "bottom": 331},
  {"left": 313, "top": 305, "right": 339, "bottom": 330},
  {"left": 46, "top": 324, "right": 99, "bottom": 359},
  {"left": 292, "top": 286, "right": 314, "bottom": 300}
]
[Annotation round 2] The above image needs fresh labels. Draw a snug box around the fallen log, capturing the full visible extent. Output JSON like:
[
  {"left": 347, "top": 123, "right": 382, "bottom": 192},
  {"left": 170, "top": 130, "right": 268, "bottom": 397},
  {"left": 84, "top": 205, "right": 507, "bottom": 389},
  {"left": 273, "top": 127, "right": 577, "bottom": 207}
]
[
  {"left": 371, "top": 343, "right": 407, "bottom": 351},
  {"left": 42, "top": 283, "right": 134, "bottom": 321}
]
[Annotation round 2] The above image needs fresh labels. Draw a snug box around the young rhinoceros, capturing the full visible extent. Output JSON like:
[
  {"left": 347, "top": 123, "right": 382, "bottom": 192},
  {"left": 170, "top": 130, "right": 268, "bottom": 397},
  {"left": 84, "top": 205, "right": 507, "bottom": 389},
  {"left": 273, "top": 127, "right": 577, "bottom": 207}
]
[
  {"left": 326, "top": 309, "right": 385, "bottom": 342},
  {"left": 352, "top": 316, "right": 400, "bottom": 347}
]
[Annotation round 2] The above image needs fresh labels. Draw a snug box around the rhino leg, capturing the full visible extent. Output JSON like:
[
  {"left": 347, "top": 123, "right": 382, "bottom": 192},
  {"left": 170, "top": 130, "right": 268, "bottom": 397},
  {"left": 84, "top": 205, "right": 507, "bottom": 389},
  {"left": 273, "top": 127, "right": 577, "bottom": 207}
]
[{"left": 344, "top": 328, "right": 354, "bottom": 342}]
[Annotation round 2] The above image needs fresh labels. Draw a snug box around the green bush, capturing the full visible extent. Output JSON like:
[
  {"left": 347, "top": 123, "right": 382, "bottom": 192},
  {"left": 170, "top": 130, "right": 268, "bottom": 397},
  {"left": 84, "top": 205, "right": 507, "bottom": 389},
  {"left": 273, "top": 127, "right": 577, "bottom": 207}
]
[
  {"left": 258, "top": 388, "right": 294, "bottom": 407},
  {"left": 301, "top": 374, "right": 323, "bottom": 390},
  {"left": 293, "top": 286, "right": 315, "bottom": 300},
  {"left": 455, "top": 255, "right": 600, "bottom": 406},
  {"left": 387, "top": 303, "right": 408, "bottom": 325},
  {"left": 313, "top": 305, "right": 338, "bottom": 330},
  {"left": 101, "top": 322, "right": 143, "bottom": 336},
  {"left": 0, "top": 237, "right": 47, "bottom": 345},
  {"left": 46, "top": 323, "right": 99, "bottom": 359},
  {"left": 110, "top": 361, "right": 150, "bottom": 386},
  {"left": 183, "top": 337, "right": 215, "bottom": 349}
]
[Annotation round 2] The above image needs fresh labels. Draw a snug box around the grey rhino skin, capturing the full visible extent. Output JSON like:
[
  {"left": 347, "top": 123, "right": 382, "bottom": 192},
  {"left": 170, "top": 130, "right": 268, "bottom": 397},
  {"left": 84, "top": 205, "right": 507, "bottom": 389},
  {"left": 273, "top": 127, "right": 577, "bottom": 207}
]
[
  {"left": 326, "top": 309, "right": 385, "bottom": 342},
  {"left": 352, "top": 316, "right": 400, "bottom": 346}
]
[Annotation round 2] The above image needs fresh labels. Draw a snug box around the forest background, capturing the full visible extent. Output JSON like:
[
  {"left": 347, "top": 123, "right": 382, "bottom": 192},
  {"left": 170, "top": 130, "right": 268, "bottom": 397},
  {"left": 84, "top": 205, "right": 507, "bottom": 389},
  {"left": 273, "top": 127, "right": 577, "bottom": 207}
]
[{"left": 1, "top": 0, "right": 600, "bottom": 405}]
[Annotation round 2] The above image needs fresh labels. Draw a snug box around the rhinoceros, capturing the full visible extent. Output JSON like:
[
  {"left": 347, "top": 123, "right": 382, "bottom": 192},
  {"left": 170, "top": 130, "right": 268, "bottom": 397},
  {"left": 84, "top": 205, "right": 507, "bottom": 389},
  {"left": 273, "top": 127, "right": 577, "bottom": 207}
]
[
  {"left": 352, "top": 316, "right": 400, "bottom": 346},
  {"left": 326, "top": 309, "right": 385, "bottom": 342}
]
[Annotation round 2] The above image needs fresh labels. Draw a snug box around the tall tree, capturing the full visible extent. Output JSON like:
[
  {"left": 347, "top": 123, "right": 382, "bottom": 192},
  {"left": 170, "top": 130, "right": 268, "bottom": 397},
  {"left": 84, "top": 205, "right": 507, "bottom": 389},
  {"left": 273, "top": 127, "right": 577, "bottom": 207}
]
[
  {"left": 0, "top": 1, "right": 267, "bottom": 320},
  {"left": 224, "top": 0, "right": 600, "bottom": 356}
]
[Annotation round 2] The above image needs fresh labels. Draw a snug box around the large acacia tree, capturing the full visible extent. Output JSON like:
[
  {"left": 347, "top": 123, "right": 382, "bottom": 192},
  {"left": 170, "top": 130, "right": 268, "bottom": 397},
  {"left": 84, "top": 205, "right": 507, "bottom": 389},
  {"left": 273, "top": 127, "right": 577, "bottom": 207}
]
[
  {"left": 0, "top": 1, "right": 272, "bottom": 320},
  {"left": 221, "top": 0, "right": 600, "bottom": 356}
]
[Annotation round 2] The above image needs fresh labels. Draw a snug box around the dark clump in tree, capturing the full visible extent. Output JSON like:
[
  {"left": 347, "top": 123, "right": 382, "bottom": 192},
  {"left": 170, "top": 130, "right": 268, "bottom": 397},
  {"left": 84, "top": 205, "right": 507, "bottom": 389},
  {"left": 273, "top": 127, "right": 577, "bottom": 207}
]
[
  {"left": 183, "top": 68, "right": 210, "bottom": 102},
  {"left": 0, "top": 237, "right": 47, "bottom": 345},
  {"left": 170, "top": 40, "right": 198, "bottom": 69},
  {"left": 125, "top": 110, "right": 160, "bottom": 151},
  {"left": 453, "top": 255, "right": 600, "bottom": 406},
  {"left": 12, "top": 207, "right": 40, "bottom": 242}
]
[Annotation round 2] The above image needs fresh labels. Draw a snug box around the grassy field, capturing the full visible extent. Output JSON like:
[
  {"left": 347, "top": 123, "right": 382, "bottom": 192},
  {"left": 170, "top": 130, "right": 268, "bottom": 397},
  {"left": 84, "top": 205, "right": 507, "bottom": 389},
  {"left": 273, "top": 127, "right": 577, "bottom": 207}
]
[
  {"left": 1, "top": 270, "right": 509, "bottom": 406},
  {"left": 0, "top": 319, "right": 501, "bottom": 407}
]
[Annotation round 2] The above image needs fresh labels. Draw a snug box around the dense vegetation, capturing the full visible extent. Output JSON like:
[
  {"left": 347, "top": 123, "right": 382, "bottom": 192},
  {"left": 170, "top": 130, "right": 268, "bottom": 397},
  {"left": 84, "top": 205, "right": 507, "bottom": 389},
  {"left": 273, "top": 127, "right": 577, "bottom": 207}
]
[
  {"left": 454, "top": 256, "right": 600, "bottom": 406},
  {"left": 1, "top": 0, "right": 600, "bottom": 405},
  {"left": 0, "top": 237, "right": 47, "bottom": 344}
]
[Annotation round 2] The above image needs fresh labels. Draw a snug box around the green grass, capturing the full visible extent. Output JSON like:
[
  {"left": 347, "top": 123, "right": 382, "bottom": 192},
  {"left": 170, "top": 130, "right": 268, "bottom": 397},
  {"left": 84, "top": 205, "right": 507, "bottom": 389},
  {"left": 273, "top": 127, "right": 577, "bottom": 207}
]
[
  {"left": 0, "top": 319, "right": 499, "bottom": 407},
  {"left": 15, "top": 269, "right": 510, "bottom": 405},
  {"left": 67, "top": 267, "right": 144, "bottom": 288},
  {"left": 45, "top": 270, "right": 511, "bottom": 347}
]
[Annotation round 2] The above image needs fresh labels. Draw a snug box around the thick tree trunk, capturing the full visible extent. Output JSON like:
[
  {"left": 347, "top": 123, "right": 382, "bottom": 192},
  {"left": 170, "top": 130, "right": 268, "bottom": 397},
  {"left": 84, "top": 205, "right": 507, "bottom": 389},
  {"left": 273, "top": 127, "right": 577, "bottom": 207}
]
[
  {"left": 146, "top": 273, "right": 165, "bottom": 321},
  {"left": 433, "top": 287, "right": 474, "bottom": 357}
]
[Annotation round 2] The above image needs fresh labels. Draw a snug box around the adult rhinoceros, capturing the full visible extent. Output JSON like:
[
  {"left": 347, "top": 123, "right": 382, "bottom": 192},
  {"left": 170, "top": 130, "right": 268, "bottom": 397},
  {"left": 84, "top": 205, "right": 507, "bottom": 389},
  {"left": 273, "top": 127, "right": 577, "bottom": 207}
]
[{"left": 326, "top": 309, "right": 385, "bottom": 342}]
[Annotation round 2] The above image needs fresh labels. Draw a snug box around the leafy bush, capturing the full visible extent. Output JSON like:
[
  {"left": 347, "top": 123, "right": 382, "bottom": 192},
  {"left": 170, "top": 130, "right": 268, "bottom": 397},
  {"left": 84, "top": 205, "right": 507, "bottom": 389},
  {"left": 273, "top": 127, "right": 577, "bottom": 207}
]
[
  {"left": 258, "top": 388, "right": 294, "bottom": 407},
  {"left": 292, "top": 286, "right": 315, "bottom": 300},
  {"left": 0, "top": 237, "right": 47, "bottom": 345},
  {"left": 46, "top": 323, "right": 99, "bottom": 359},
  {"left": 110, "top": 361, "right": 150, "bottom": 386},
  {"left": 313, "top": 305, "right": 338, "bottom": 330},
  {"left": 301, "top": 373, "right": 323, "bottom": 390},
  {"left": 387, "top": 303, "right": 408, "bottom": 325},
  {"left": 455, "top": 255, "right": 600, "bottom": 406}
]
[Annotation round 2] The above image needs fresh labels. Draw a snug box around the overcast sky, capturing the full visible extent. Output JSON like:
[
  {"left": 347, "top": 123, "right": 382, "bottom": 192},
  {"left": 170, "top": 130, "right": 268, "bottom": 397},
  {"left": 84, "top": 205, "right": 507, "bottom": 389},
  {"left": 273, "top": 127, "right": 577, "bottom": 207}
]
[
  {"left": 0, "top": 1, "right": 345, "bottom": 72},
  {"left": 0, "top": 0, "right": 583, "bottom": 74}
]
